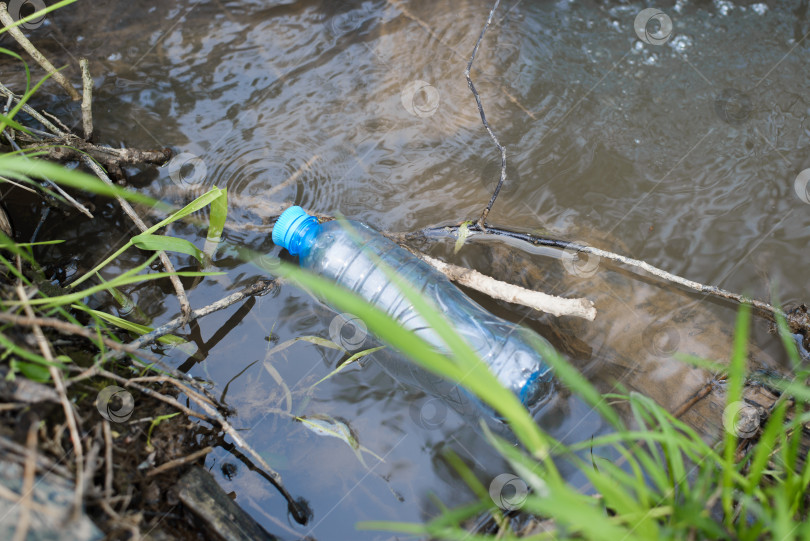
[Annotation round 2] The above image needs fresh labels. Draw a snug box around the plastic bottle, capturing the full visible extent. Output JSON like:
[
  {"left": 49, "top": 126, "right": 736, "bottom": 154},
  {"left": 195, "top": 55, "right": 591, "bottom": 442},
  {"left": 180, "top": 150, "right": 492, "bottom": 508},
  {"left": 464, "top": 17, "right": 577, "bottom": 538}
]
[{"left": 272, "top": 206, "right": 554, "bottom": 407}]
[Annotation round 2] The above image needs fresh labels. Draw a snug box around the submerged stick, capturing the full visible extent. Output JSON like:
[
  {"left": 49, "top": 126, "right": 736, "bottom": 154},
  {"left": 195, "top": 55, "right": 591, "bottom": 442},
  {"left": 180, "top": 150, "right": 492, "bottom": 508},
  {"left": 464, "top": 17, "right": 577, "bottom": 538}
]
[
  {"left": 420, "top": 253, "right": 596, "bottom": 320},
  {"left": 0, "top": 4, "right": 80, "bottom": 101},
  {"left": 465, "top": 0, "right": 506, "bottom": 228}
]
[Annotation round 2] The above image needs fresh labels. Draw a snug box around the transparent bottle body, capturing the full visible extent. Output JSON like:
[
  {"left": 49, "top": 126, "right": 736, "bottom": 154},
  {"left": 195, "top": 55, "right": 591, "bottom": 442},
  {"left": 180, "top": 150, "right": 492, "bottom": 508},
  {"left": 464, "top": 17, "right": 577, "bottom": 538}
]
[{"left": 300, "top": 220, "right": 553, "bottom": 406}]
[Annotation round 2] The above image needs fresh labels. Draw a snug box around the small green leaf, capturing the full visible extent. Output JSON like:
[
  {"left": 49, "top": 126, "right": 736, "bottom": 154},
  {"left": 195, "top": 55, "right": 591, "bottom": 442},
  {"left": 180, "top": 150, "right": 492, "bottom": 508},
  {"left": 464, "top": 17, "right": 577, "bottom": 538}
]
[
  {"left": 206, "top": 187, "right": 228, "bottom": 243},
  {"left": 131, "top": 233, "right": 205, "bottom": 263},
  {"left": 12, "top": 360, "right": 51, "bottom": 382}
]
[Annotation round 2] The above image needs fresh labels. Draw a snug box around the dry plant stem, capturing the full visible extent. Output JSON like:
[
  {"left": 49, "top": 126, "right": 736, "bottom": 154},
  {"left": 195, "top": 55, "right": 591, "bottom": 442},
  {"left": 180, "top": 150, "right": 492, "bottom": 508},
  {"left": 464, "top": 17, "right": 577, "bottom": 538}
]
[
  {"left": 81, "top": 433, "right": 102, "bottom": 504},
  {"left": 16, "top": 134, "right": 171, "bottom": 171},
  {"left": 0, "top": 434, "right": 73, "bottom": 479},
  {"left": 15, "top": 285, "right": 84, "bottom": 520},
  {"left": 0, "top": 4, "right": 80, "bottom": 101},
  {"left": 465, "top": 0, "right": 505, "bottom": 228},
  {"left": 129, "top": 376, "right": 216, "bottom": 408},
  {"left": 0, "top": 82, "right": 170, "bottom": 170},
  {"left": 0, "top": 484, "right": 59, "bottom": 516},
  {"left": 11, "top": 418, "right": 37, "bottom": 541},
  {"left": 146, "top": 446, "right": 213, "bottom": 477},
  {"left": 96, "top": 364, "right": 301, "bottom": 518},
  {"left": 0, "top": 82, "right": 61, "bottom": 132},
  {"left": 419, "top": 253, "right": 596, "bottom": 320},
  {"left": 79, "top": 58, "right": 93, "bottom": 140}
]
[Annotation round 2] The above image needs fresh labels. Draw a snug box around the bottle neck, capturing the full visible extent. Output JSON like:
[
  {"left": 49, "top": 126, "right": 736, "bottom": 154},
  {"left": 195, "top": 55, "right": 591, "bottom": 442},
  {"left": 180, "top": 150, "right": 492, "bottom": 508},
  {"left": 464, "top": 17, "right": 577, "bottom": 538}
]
[{"left": 288, "top": 217, "right": 320, "bottom": 258}]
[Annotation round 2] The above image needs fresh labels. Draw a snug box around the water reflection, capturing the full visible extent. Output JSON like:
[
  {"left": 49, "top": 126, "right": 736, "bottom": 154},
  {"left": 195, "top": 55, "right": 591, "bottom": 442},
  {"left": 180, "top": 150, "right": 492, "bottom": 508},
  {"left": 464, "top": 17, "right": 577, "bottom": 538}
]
[{"left": 19, "top": 0, "right": 810, "bottom": 538}]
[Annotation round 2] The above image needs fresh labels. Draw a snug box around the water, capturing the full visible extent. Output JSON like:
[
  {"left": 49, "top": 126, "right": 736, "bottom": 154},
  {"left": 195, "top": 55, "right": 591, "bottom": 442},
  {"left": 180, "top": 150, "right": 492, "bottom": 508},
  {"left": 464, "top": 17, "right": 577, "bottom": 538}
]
[
  {"left": 273, "top": 206, "right": 553, "bottom": 406},
  {"left": 3, "top": 0, "right": 809, "bottom": 539}
]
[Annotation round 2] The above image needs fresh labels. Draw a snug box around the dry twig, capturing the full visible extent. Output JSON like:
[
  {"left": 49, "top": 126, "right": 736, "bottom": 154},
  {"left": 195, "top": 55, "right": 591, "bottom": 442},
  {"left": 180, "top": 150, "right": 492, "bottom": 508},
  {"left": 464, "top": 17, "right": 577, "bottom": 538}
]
[
  {"left": 465, "top": 0, "right": 506, "bottom": 228},
  {"left": 15, "top": 284, "right": 84, "bottom": 519},
  {"left": 146, "top": 446, "right": 213, "bottom": 477},
  {"left": 79, "top": 58, "right": 93, "bottom": 140},
  {"left": 97, "top": 278, "right": 277, "bottom": 365},
  {"left": 3, "top": 131, "right": 95, "bottom": 218},
  {"left": 0, "top": 3, "right": 80, "bottom": 100}
]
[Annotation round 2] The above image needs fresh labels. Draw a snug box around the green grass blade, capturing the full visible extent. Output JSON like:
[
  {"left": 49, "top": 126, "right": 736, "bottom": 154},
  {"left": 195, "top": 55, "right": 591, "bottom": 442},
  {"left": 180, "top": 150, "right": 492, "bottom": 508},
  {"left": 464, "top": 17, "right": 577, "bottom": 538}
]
[
  {"left": 0, "top": 154, "right": 157, "bottom": 205},
  {"left": 71, "top": 187, "right": 225, "bottom": 286},
  {"left": 131, "top": 233, "right": 205, "bottom": 263},
  {"left": 0, "top": 68, "right": 56, "bottom": 134},
  {"left": 206, "top": 187, "right": 227, "bottom": 243},
  {"left": 9, "top": 271, "right": 220, "bottom": 308},
  {"left": 71, "top": 305, "right": 185, "bottom": 346},
  {"left": 0, "top": 47, "right": 30, "bottom": 94},
  {"left": 722, "top": 304, "right": 751, "bottom": 527}
]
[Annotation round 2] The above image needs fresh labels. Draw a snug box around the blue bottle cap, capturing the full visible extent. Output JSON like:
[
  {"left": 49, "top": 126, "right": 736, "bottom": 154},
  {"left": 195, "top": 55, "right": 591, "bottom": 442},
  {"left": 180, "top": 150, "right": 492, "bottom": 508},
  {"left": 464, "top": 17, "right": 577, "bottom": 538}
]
[{"left": 272, "top": 206, "right": 312, "bottom": 251}]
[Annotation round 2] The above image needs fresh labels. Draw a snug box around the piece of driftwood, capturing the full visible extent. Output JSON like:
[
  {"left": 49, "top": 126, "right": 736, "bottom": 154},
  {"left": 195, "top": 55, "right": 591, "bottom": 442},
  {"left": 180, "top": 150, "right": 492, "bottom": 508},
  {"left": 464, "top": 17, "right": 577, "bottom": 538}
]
[{"left": 176, "top": 466, "right": 279, "bottom": 541}]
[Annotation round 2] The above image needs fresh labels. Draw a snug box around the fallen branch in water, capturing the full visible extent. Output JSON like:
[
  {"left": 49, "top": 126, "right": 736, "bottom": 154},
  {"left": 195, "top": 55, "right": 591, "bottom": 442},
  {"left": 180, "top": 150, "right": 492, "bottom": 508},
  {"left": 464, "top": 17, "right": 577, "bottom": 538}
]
[
  {"left": 419, "top": 253, "right": 596, "bottom": 320},
  {"left": 410, "top": 223, "right": 810, "bottom": 336},
  {"left": 14, "top": 133, "right": 171, "bottom": 180}
]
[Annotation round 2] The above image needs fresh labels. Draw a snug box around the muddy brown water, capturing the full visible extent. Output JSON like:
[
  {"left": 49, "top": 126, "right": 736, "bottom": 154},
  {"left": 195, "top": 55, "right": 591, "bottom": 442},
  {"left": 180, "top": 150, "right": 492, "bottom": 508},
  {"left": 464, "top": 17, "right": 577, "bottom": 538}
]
[{"left": 2, "top": 0, "right": 810, "bottom": 538}]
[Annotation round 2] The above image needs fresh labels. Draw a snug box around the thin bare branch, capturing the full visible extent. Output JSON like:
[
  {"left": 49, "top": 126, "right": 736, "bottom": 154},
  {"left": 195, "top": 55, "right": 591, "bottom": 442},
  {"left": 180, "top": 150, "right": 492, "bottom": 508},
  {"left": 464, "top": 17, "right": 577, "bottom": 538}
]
[
  {"left": 3, "top": 132, "right": 95, "bottom": 218},
  {"left": 95, "top": 278, "right": 277, "bottom": 365},
  {"left": 0, "top": 4, "right": 80, "bottom": 101},
  {"left": 15, "top": 284, "right": 84, "bottom": 519},
  {"left": 465, "top": 0, "right": 505, "bottom": 228},
  {"left": 146, "top": 446, "right": 213, "bottom": 477},
  {"left": 79, "top": 58, "right": 93, "bottom": 140}
]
